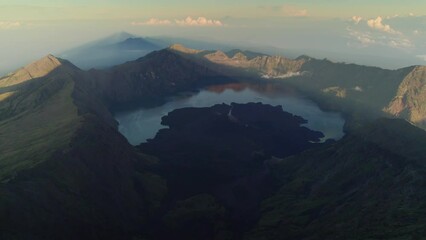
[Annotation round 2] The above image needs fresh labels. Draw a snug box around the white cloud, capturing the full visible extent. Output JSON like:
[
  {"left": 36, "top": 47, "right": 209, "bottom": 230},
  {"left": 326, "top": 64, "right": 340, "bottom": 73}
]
[
  {"left": 348, "top": 29, "right": 376, "bottom": 47},
  {"left": 0, "top": 21, "right": 21, "bottom": 30},
  {"left": 175, "top": 17, "right": 223, "bottom": 26},
  {"left": 416, "top": 55, "right": 426, "bottom": 61},
  {"left": 388, "top": 38, "right": 413, "bottom": 48},
  {"left": 354, "top": 86, "right": 363, "bottom": 92},
  {"left": 386, "top": 14, "right": 400, "bottom": 19},
  {"left": 281, "top": 5, "right": 308, "bottom": 17},
  {"left": 131, "top": 18, "right": 172, "bottom": 26},
  {"left": 132, "top": 17, "right": 223, "bottom": 27},
  {"left": 367, "top": 16, "right": 400, "bottom": 34},
  {"left": 413, "top": 30, "right": 420, "bottom": 35},
  {"left": 347, "top": 27, "right": 413, "bottom": 49},
  {"left": 352, "top": 16, "right": 362, "bottom": 24}
]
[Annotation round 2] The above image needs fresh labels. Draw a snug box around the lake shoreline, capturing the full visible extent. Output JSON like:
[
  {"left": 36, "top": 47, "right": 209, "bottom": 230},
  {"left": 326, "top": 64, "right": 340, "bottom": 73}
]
[{"left": 115, "top": 82, "right": 345, "bottom": 145}]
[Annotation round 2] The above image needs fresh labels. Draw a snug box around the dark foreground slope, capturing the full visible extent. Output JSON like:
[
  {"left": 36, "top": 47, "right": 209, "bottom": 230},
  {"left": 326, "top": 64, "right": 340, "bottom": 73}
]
[
  {"left": 248, "top": 119, "right": 426, "bottom": 240},
  {"left": 139, "top": 103, "right": 325, "bottom": 239},
  {"left": 136, "top": 102, "right": 426, "bottom": 240}
]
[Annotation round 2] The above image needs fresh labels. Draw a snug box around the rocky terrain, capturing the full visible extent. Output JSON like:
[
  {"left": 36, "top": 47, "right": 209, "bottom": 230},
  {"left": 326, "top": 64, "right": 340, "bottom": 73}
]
[
  {"left": 385, "top": 66, "right": 426, "bottom": 128},
  {"left": 171, "top": 45, "right": 426, "bottom": 131},
  {"left": 0, "top": 54, "right": 64, "bottom": 88},
  {"left": 170, "top": 44, "right": 305, "bottom": 78}
]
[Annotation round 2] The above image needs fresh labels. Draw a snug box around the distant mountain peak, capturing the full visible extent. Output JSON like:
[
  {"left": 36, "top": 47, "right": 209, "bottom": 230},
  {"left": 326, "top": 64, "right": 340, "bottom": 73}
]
[
  {"left": 117, "top": 31, "right": 133, "bottom": 36},
  {"left": 110, "top": 31, "right": 136, "bottom": 41},
  {"left": 119, "top": 37, "right": 150, "bottom": 44},
  {"left": 39, "top": 54, "right": 62, "bottom": 65},
  {"left": 115, "top": 37, "right": 159, "bottom": 50},
  {"left": 169, "top": 44, "right": 204, "bottom": 54},
  {"left": 122, "top": 37, "right": 142, "bottom": 42}
]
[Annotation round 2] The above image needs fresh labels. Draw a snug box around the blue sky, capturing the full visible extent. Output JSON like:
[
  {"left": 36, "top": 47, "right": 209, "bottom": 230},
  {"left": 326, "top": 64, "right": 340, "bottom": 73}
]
[{"left": 0, "top": 0, "right": 425, "bottom": 73}]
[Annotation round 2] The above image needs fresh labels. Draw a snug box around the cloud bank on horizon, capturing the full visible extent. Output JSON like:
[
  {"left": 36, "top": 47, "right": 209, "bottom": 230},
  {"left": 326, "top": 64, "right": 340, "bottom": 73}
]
[
  {"left": 1, "top": 0, "right": 426, "bottom": 73},
  {"left": 0, "top": 21, "right": 21, "bottom": 30},
  {"left": 347, "top": 14, "right": 420, "bottom": 50},
  {"left": 132, "top": 17, "right": 223, "bottom": 27}
]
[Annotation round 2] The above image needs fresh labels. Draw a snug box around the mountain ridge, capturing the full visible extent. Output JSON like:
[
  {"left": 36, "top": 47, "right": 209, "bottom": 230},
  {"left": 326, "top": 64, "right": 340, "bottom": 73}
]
[
  {"left": 169, "top": 44, "right": 306, "bottom": 78},
  {"left": 385, "top": 66, "right": 426, "bottom": 128},
  {"left": 0, "top": 54, "right": 73, "bottom": 88},
  {"left": 169, "top": 44, "right": 426, "bottom": 131}
]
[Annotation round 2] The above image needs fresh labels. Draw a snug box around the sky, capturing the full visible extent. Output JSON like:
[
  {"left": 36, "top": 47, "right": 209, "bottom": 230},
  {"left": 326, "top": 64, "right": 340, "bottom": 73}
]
[{"left": 1, "top": 0, "right": 426, "bottom": 73}]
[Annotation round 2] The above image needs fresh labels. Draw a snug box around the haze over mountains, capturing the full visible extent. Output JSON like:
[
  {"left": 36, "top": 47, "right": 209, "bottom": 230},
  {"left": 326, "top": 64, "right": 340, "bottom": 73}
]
[
  {"left": 2, "top": 26, "right": 423, "bottom": 78},
  {"left": 59, "top": 32, "right": 162, "bottom": 70},
  {"left": 51, "top": 31, "right": 424, "bottom": 73},
  {"left": 2, "top": 35, "right": 426, "bottom": 239}
]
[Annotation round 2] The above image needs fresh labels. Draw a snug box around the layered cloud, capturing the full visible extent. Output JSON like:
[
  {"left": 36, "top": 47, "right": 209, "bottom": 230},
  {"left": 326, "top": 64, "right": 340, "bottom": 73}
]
[
  {"left": 367, "top": 17, "right": 400, "bottom": 34},
  {"left": 176, "top": 17, "right": 223, "bottom": 26},
  {"left": 132, "top": 17, "right": 223, "bottom": 27},
  {"left": 347, "top": 15, "right": 417, "bottom": 50},
  {"left": 281, "top": 5, "right": 308, "bottom": 17},
  {"left": 348, "top": 29, "right": 376, "bottom": 46},
  {"left": 347, "top": 27, "right": 413, "bottom": 49},
  {"left": 352, "top": 16, "right": 362, "bottom": 24},
  {"left": 132, "top": 18, "right": 172, "bottom": 26},
  {"left": 0, "top": 21, "right": 21, "bottom": 30},
  {"left": 417, "top": 55, "right": 426, "bottom": 61}
]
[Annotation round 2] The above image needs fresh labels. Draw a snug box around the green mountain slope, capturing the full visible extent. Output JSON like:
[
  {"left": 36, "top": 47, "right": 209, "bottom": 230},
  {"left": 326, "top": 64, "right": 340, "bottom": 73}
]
[
  {"left": 0, "top": 55, "right": 168, "bottom": 239},
  {"left": 0, "top": 57, "right": 81, "bottom": 181}
]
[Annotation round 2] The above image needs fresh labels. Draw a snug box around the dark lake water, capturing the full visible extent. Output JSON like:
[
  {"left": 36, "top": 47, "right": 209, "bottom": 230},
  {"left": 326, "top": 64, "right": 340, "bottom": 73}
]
[{"left": 115, "top": 83, "right": 345, "bottom": 145}]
